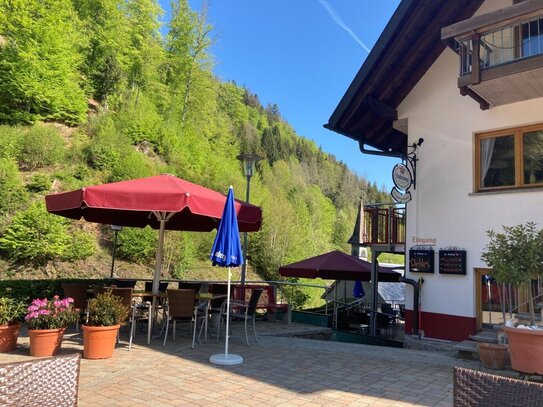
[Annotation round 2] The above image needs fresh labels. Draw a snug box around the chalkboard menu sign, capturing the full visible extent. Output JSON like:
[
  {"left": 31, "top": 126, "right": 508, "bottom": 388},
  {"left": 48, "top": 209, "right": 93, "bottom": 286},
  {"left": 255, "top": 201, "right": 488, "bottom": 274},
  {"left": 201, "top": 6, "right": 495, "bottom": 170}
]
[
  {"left": 409, "top": 249, "right": 434, "bottom": 273},
  {"left": 439, "top": 250, "right": 466, "bottom": 275}
]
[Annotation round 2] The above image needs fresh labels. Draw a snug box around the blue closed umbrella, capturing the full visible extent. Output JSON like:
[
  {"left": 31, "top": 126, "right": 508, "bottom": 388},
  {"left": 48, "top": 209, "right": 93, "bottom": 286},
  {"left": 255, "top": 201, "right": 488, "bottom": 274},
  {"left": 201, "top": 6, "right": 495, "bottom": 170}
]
[
  {"left": 209, "top": 187, "right": 245, "bottom": 366},
  {"left": 353, "top": 280, "right": 365, "bottom": 299}
]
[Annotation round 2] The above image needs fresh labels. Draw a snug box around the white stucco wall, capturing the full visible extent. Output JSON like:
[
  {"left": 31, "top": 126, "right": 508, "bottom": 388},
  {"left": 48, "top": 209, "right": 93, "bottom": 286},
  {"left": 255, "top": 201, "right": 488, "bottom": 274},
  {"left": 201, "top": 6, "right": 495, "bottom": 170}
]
[{"left": 397, "top": 1, "right": 543, "bottom": 318}]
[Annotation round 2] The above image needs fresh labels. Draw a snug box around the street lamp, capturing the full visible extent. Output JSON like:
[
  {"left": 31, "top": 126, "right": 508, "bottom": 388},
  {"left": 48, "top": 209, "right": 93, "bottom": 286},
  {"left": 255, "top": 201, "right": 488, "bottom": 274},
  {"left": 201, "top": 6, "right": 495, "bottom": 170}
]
[
  {"left": 237, "top": 153, "right": 262, "bottom": 285},
  {"left": 110, "top": 225, "right": 123, "bottom": 278}
]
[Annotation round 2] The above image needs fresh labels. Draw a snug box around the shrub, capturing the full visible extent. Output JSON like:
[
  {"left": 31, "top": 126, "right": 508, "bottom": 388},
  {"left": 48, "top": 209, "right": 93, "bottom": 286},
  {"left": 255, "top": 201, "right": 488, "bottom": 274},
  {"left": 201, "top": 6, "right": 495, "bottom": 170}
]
[
  {"left": 27, "top": 173, "right": 51, "bottom": 193},
  {"left": 18, "top": 125, "right": 65, "bottom": 170},
  {"left": 86, "top": 143, "right": 120, "bottom": 171},
  {"left": 108, "top": 150, "right": 156, "bottom": 182},
  {"left": 86, "top": 292, "right": 129, "bottom": 327},
  {"left": 117, "top": 227, "right": 157, "bottom": 264},
  {"left": 0, "top": 157, "right": 28, "bottom": 216},
  {"left": 63, "top": 230, "right": 96, "bottom": 261},
  {"left": 115, "top": 95, "right": 163, "bottom": 145},
  {"left": 0, "top": 202, "right": 71, "bottom": 263},
  {"left": 0, "top": 125, "right": 23, "bottom": 159}
]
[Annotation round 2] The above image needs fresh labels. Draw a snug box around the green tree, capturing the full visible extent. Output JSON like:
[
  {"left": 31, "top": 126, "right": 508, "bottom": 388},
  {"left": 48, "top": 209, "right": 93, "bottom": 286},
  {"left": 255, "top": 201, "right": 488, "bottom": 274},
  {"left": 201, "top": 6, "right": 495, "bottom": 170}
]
[
  {"left": 0, "top": 0, "right": 87, "bottom": 124},
  {"left": 0, "top": 202, "right": 70, "bottom": 263}
]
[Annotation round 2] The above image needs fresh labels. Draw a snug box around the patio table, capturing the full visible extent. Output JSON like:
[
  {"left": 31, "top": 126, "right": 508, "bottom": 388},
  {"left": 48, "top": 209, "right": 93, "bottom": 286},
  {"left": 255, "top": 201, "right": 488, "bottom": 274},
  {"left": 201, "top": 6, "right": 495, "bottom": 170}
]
[{"left": 132, "top": 291, "right": 167, "bottom": 344}]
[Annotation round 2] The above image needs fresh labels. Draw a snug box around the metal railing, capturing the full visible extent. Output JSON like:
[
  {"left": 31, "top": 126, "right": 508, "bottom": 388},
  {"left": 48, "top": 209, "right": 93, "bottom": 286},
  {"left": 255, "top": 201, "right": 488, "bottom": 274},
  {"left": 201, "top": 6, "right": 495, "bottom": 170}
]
[{"left": 459, "top": 15, "right": 543, "bottom": 75}]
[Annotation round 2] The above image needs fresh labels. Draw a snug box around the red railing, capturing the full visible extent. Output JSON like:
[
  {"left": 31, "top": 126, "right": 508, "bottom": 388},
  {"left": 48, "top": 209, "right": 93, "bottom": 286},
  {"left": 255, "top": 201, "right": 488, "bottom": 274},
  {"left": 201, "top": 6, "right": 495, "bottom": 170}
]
[{"left": 362, "top": 204, "right": 405, "bottom": 245}]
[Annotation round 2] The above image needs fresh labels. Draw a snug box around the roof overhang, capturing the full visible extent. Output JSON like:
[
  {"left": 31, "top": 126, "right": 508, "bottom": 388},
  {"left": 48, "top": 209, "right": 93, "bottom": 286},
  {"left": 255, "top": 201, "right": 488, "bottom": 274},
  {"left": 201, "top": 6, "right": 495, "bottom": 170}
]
[{"left": 325, "top": 0, "right": 485, "bottom": 156}]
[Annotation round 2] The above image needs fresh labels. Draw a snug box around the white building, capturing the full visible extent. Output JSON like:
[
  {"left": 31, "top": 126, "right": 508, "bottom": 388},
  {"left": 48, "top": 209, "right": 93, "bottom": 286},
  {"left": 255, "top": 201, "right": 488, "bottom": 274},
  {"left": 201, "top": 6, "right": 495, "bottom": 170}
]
[{"left": 327, "top": 0, "right": 543, "bottom": 341}]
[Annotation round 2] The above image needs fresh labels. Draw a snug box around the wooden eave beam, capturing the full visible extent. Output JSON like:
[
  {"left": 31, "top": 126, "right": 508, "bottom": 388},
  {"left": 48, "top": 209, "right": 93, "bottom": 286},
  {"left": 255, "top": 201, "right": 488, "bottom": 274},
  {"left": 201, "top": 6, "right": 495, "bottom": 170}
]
[
  {"left": 360, "top": 96, "right": 397, "bottom": 121},
  {"left": 442, "top": 0, "right": 543, "bottom": 41},
  {"left": 459, "top": 86, "right": 490, "bottom": 110}
]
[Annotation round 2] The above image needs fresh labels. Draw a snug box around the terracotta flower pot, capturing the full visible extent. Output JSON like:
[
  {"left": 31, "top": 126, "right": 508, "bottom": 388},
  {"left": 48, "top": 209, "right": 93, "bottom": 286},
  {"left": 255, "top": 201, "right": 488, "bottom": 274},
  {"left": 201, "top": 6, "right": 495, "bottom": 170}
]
[
  {"left": 82, "top": 324, "right": 120, "bottom": 359},
  {"left": 28, "top": 328, "right": 65, "bottom": 357},
  {"left": 0, "top": 323, "right": 21, "bottom": 353},
  {"left": 477, "top": 342, "right": 508, "bottom": 370},
  {"left": 504, "top": 326, "right": 543, "bottom": 375}
]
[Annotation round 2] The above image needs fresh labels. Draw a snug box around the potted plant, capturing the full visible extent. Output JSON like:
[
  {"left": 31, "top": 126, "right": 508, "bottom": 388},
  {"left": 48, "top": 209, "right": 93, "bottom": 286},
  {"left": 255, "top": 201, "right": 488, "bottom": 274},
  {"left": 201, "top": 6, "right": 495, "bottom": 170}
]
[
  {"left": 25, "top": 296, "right": 78, "bottom": 357},
  {"left": 82, "top": 292, "right": 129, "bottom": 359},
  {"left": 481, "top": 222, "right": 543, "bottom": 374},
  {"left": 0, "top": 298, "right": 25, "bottom": 352}
]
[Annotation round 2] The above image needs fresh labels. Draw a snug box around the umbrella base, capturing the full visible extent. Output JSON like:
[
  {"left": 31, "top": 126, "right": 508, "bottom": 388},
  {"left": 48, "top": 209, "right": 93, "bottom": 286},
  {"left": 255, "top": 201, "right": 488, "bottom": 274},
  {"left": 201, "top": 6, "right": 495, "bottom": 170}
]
[{"left": 209, "top": 353, "right": 243, "bottom": 365}]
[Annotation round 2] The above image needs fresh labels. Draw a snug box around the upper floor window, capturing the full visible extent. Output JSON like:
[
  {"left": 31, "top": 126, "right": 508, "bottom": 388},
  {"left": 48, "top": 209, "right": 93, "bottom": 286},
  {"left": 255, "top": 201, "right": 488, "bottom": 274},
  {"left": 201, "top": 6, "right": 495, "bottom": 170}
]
[{"left": 475, "top": 124, "right": 543, "bottom": 191}]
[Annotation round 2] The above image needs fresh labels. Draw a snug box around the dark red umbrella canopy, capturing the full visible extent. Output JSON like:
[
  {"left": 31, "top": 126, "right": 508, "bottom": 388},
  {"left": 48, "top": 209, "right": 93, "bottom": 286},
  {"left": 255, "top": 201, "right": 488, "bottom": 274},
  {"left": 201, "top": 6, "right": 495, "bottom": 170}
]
[
  {"left": 45, "top": 174, "right": 262, "bottom": 232},
  {"left": 279, "top": 250, "right": 401, "bottom": 282}
]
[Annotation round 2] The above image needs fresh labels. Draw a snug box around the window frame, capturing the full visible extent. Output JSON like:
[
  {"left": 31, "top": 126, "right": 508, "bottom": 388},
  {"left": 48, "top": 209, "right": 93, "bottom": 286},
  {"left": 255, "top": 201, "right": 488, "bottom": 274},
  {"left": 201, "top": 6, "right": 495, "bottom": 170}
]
[{"left": 474, "top": 123, "right": 543, "bottom": 192}]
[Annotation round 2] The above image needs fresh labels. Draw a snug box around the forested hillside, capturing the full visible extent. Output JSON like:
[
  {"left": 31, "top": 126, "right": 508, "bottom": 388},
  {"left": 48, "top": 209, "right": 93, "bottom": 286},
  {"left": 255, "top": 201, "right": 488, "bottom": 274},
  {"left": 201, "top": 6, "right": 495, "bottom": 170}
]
[{"left": 0, "top": 0, "right": 390, "bottom": 291}]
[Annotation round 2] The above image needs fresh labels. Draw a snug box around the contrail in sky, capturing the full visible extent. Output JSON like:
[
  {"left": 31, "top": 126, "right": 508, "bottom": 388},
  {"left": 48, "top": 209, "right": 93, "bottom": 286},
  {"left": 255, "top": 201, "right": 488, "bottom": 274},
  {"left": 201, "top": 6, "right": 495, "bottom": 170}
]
[{"left": 317, "top": 0, "right": 371, "bottom": 53}]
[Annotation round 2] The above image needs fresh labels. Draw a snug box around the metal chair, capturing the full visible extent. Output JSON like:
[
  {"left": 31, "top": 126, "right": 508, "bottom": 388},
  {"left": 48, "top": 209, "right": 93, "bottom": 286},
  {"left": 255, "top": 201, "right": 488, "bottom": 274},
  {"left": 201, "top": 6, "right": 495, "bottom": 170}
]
[
  {"left": 217, "top": 288, "right": 263, "bottom": 346},
  {"left": 0, "top": 353, "right": 81, "bottom": 406},
  {"left": 162, "top": 289, "right": 207, "bottom": 349},
  {"left": 453, "top": 366, "right": 543, "bottom": 406},
  {"left": 61, "top": 282, "right": 88, "bottom": 333},
  {"left": 109, "top": 287, "right": 150, "bottom": 351}
]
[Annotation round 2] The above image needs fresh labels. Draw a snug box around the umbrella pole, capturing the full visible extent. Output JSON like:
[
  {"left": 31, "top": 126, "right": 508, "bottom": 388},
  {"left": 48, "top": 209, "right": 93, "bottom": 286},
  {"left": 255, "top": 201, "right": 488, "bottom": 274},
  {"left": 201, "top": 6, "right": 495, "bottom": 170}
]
[
  {"left": 225, "top": 267, "right": 232, "bottom": 357},
  {"left": 153, "top": 217, "right": 167, "bottom": 294}
]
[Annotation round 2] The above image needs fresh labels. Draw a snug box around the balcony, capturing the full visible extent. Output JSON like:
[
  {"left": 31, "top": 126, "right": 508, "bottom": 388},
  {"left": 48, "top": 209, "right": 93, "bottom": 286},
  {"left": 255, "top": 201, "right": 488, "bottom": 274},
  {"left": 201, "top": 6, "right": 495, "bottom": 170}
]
[
  {"left": 362, "top": 204, "right": 405, "bottom": 253},
  {"left": 442, "top": 1, "right": 543, "bottom": 109}
]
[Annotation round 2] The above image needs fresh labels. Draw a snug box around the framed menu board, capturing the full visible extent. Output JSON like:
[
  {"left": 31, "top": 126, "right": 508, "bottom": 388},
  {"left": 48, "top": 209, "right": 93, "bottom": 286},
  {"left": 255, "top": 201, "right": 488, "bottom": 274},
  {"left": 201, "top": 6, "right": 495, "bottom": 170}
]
[
  {"left": 439, "top": 250, "right": 466, "bottom": 275},
  {"left": 409, "top": 249, "right": 434, "bottom": 273}
]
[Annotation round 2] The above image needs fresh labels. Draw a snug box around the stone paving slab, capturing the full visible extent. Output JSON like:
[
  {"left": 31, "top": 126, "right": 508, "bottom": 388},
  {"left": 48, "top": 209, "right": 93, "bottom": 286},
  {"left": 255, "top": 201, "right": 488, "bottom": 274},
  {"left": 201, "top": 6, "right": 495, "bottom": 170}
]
[{"left": 1, "top": 321, "right": 487, "bottom": 406}]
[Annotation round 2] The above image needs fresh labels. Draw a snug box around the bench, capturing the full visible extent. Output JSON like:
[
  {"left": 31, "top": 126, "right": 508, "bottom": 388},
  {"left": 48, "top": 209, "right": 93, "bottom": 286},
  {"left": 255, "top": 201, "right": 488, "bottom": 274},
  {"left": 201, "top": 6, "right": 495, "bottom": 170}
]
[{"left": 232, "top": 284, "right": 291, "bottom": 323}]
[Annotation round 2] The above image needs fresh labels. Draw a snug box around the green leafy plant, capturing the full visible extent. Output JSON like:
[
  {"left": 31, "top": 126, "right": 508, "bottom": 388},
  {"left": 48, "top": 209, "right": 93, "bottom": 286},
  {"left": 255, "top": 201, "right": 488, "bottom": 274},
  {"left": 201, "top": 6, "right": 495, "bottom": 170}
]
[
  {"left": 18, "top": 125, "right": 65, "bottom": 170},
  {"left": 117, "top": 227, "right": 157, "bottom": 264},
  {"left": 86, "top": 292, "right": 129, "bottom": 327},
  {"left": 24, "top": 296, "right": 78, "bottom": 330},
  {"left": 0, "top": 202, "right": 70, "bottom": 263},
  {"left": 62, "top": 230, "right": 96, "bottom": 261},
  {"left": 0, "top": 297, "right": 26, "bottom": 326},
  {"left": 481, "top": 222, "right": 543, "bottom": 325},
  {"left": 27, "top": 173, "right": 51, "bottom": 193}
]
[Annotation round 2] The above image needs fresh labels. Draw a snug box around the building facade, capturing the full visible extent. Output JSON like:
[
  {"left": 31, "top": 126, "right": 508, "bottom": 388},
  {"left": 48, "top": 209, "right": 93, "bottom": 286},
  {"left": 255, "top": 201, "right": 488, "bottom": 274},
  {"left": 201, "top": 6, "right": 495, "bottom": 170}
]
[{"left": 327, "top": 0, "right": 543, "bottom": 341}]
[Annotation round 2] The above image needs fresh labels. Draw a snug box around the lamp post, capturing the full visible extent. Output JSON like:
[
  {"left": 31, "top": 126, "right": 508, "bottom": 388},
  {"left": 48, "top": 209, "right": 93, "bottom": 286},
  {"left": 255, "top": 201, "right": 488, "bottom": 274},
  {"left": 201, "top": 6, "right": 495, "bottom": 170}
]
[
  {"left": 110, "top": 225, "right": 123, "bottom": 279},
  {"left": 237, "top": 153, "right": 262, "bottom": 285}
]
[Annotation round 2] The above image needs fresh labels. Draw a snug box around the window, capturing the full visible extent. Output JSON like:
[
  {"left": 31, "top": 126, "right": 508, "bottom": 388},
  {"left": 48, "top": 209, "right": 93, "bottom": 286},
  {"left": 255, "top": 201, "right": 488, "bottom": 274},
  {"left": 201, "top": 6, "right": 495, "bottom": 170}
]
[{"left": 475, "top": 124, "right": 543, "bottom": 191}]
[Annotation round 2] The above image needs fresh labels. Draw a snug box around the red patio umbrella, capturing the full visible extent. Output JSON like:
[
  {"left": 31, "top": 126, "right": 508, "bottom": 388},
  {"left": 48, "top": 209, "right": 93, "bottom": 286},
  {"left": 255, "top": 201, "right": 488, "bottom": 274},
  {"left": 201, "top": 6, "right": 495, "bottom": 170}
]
[
  {"left": 45, "top": 174, "right": 262, "bottom": 293},
  {"left": 278, "top": 250, "right": 401, "bottom": 282}
]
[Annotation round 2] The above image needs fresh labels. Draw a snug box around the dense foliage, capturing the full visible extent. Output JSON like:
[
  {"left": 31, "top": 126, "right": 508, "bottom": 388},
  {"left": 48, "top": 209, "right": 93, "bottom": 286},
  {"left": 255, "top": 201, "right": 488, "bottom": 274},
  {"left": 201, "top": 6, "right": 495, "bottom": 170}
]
[{"left": 0, "top": 0, "right": 392, "bottom": 305}]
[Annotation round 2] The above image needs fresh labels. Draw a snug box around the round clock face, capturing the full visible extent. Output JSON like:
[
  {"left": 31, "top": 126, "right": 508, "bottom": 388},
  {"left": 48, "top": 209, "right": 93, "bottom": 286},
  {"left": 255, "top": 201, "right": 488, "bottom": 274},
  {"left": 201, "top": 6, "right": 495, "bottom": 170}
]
[{"left": 392, "top": 163, "right": 412, "bottom": 190}]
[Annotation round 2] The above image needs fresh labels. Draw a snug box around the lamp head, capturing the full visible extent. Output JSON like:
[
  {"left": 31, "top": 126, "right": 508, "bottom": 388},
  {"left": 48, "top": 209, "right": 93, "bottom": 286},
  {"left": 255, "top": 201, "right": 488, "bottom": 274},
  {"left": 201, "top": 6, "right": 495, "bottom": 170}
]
[{"left": 237, "top": 153, "right": 262, "bottom": 177}]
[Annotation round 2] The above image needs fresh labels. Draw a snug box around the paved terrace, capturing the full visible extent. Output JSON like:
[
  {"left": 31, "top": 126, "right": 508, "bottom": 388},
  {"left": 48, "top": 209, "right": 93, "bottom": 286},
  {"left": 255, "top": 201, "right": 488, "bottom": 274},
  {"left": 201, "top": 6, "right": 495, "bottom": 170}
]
[{"left": 2, "top": 321, "right": 484, "bottom": 406}]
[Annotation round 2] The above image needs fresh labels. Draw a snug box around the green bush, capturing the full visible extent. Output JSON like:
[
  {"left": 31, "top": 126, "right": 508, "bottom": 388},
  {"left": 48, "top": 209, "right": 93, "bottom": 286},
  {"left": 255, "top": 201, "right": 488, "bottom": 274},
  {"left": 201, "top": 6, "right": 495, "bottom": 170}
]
[
  {"left": 0, "top": 201, "right": 70, "bottom": 263},
  {"left": 0, "top": 297, "right": 26, "bottom": 325},
  {"left": 0, "top": 157, "right": 28, "bottom": 216},
  {"left": 0, "top": 125, "right": 23, "bottom": 159},
  {"left": 108, "top": 150, "right": 156, "bottom": 182},
  {"left": 86, "top": 292, "right": 129, "bottom": 326},
  {"left": 18, "top": 125, "right": 65, "bottom": 170},
  {"left": 117, "top": 227, "right": 157, "bottom": 264},
  {"left": 27, "top": 173, "right": 51, "bottom": 193},
  {"left": 0, "top": 279, "right": 110, "bottom": 303},
  {"left": 63, "top": 230, "right": 96, "bottom": 261},
  {"left": 86, "top": 143, "right": 120, "bottom": 171},
  {"left": 116, "top": 95, "right": 163, "bottom": 145}
]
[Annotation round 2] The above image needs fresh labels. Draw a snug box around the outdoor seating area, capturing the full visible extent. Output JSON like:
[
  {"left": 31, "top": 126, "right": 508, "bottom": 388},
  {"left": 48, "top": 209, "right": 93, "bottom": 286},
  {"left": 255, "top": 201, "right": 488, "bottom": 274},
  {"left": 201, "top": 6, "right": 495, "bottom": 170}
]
[{"left": 0, "top": 320, "right": 510, "bottom": 406}]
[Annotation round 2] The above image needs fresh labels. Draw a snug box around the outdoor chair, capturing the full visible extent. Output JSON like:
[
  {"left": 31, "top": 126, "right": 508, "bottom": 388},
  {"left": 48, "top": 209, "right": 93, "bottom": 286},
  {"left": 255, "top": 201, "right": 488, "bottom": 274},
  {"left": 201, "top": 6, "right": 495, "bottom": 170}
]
[
  {"left": 162, "top": 289, "right": 207, "bottom": 349},
  {"left": 0, "top": 353, "right": 81, "bottom": 407},
  {"left": 217, "top": 288, "right": 263, "bottom": 346},
  {"left": 61, "top": 282, "right": 88, "bottom": 333},
  {"left": 112, "top": 279, "right": 137, "bottom": 288},
  {"left": 453, "top": 366, "right": 543, "bottom": 406},
  {"left": 178, "top": 282, "right": 202, "bottom": 292},
  {"left": 109, "top": 287, "right": 150, "bottom": 351}
]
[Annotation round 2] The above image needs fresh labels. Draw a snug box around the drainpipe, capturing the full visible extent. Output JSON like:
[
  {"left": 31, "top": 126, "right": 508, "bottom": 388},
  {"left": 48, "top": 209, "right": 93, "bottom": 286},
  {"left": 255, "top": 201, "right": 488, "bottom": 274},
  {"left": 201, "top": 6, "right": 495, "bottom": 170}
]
[{"left": 400, "top": 277, "right": 419, "bottom": 336}]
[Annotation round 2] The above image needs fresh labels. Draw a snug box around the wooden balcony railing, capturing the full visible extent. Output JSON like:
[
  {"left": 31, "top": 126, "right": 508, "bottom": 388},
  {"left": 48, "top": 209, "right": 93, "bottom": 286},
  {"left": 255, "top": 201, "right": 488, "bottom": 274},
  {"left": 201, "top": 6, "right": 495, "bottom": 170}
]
[{"left": 362, "top": 204, "right": 405, "bottom": 246}]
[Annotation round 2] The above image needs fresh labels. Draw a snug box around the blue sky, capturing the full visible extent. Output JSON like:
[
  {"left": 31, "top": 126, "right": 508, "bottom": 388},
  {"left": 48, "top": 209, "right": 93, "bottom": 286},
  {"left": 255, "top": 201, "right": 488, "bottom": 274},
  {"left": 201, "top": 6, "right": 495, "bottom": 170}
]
[{"left": 159, "top": 0, "right": 401, "bottom": 190}]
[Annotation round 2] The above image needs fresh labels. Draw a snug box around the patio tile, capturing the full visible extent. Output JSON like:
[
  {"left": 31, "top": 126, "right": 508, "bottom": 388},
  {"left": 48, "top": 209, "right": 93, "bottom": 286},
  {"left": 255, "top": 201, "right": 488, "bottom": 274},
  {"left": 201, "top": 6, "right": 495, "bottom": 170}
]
[{"left": 1, "top": 320, "right": 486, "bottom": 406}]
